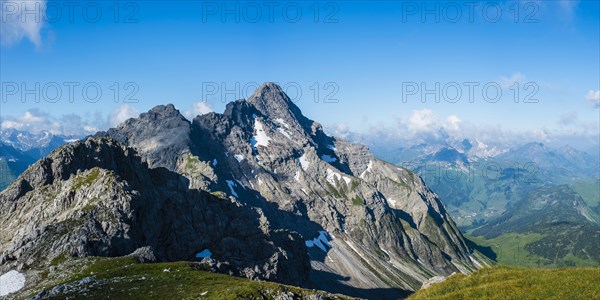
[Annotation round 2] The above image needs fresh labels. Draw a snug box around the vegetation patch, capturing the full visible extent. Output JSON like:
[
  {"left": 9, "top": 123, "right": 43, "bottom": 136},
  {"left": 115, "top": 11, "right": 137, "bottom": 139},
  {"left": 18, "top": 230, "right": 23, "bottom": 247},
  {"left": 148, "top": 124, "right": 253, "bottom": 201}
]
[
  {"left": 72, "top": 168, "right": 101, "bottom": 191},
  {"left": 28, "top": 257, "right": 353, "bottom": 300},
  {"left": 352, "top": 196, "right": 363, "bottom": 206},
  {"left": 409, "top": 266, "right": 600, "bottom": 300}
]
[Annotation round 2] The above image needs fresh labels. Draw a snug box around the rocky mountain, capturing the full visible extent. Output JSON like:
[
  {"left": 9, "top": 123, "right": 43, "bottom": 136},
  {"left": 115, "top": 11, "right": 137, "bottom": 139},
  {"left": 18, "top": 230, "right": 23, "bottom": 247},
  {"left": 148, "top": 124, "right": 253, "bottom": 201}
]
[
  {"left": 0, "top": 83, "right": 484, "bottom": 299},
  {"left": 0, "top": 138, "right": 310, "bottom": 295},
  {"left": 94, "top": 83, "right": 484, "bottom": 298}
]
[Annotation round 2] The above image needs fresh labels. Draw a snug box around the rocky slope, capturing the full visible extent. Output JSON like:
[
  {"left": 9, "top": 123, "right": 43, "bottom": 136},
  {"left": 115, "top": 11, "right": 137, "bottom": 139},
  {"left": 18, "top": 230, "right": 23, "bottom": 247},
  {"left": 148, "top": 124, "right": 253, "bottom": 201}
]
[
  {"left": 94, "top": 83, "right": 483, "bottom": 298},
  {"left": 0, "top": 138, "right": 310, "bottom": 298}
]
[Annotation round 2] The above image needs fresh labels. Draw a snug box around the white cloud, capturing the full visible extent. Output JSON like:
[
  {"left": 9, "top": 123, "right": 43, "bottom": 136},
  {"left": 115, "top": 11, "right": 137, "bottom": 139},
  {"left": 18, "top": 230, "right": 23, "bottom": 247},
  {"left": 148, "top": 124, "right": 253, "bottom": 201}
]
[
  {"left": 498, "top": 72, "right": 527, "bottom": 89},
  {"left": 585, "top": 90, "right": 600, "bottom": 108},
  {"left": 327, "top": 123, "right": 351, "bottom": 139},
  {"left": 1, "top": 105, "right": 140, "bottom": 136},
  {"left": 109, "top": 104, "right": 139, "bottom": 126},
  {"left": 1, "top": 109, "right": 65, "bottom": 134},
  {"left": 407, "top": 109, "right": 438, "bottom": 133},
  {"left": 445, "top": 115, "right": 462, "bottom": 131},
  {"left": 184, "top": 101, "right": 213, "bottom": 120},
  {"left": 0, "top": 0, "right": 46, "bottom": 47}
]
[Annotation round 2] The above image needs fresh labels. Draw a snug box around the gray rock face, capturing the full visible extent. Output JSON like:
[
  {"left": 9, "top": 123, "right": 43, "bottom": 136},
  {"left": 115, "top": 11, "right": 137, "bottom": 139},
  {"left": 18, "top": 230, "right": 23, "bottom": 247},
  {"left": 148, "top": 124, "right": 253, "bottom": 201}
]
[
  {"left": 92, "top": 83, "right": 483, "bottom": 298},
  {"left": 0, "top": 138, "right": 309, "bottom": 287}
]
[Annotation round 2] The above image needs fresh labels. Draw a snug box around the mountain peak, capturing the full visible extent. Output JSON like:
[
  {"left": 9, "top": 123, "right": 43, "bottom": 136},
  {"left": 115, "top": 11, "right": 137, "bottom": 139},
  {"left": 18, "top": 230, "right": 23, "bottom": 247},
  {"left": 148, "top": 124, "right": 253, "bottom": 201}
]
[
  {"left": 143, "top": 104, "right": 186, "bottom": 121},
  {"left": 247, "top": 83, "right": 306, "bottom": 125}
]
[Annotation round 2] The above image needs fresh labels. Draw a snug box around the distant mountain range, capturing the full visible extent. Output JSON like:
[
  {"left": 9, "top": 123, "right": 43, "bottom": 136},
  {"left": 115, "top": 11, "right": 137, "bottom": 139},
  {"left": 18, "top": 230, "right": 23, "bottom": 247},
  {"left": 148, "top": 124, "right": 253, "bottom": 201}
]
[
  {"left": 0, "top": 129, "right": 79, "bottom": 191},
  {"left": 374, "top": 137, "right": 600, "bottom": 267}
]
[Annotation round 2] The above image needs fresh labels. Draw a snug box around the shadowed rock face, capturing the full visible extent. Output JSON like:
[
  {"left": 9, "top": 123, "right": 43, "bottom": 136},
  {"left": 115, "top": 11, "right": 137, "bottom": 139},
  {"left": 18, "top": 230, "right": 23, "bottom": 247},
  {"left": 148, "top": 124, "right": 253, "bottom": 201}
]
[
  {"left": 0, "top": 138, "right": 310, "bottom": 286},
  {"left": 92, "top": 83, "right": 482, "bottom": 297}
]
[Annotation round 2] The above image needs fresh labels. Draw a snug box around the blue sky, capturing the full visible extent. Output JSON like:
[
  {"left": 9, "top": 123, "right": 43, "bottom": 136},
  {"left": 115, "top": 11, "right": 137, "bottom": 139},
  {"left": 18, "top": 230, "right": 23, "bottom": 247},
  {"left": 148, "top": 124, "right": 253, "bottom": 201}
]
[{"left": 1, "top": 0, "right": 599, "bottom": 148}]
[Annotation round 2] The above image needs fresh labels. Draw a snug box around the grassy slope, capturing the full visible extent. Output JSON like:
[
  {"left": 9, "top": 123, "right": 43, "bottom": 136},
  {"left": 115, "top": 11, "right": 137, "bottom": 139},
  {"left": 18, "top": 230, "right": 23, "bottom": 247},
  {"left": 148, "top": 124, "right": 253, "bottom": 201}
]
[
  {"left": 572, "top": 180, "right": 600, "bottom": 210},
  {"left": 467, "top": 233, "right": 600, "bottom": 267},
  {"left": 22, "top": 257, "right": 353, "bottom": 300},
  {"left": 409, "top": 266, "right": 600, "bottom": 300}
]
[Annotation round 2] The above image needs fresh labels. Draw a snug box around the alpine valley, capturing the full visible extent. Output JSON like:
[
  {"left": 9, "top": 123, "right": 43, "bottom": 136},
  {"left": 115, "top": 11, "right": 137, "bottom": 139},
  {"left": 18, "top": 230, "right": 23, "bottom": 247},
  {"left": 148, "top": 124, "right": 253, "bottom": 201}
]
[
  {"left": 374, "top": 134, "right": 600, "bottom": 268},
  {"left": 0, "top": 83, "right": 490, "bottom": 299}
]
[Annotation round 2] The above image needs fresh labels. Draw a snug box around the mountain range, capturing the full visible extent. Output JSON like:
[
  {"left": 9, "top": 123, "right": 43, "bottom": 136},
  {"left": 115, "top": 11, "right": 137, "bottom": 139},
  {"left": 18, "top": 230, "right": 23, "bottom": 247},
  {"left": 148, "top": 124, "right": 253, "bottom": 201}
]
[
  {"left": 375, "top": 136, "right": 600, "bottom": 267},
  {"left": 0, "top": 83, "right": 487, "bottom": 299},
  {"left": 0, "top": 130, "right": 75, "bottom": 191}
]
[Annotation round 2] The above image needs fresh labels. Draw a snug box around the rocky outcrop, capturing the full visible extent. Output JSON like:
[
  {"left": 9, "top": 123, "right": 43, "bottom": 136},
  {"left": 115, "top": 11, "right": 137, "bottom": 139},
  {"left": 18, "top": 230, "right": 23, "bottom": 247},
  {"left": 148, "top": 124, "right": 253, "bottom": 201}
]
[
  {"left": 0, "top": 138, "right": 310, "bottom": 289},
  {"left": 93, "top": 83, "right": 481, "bottom": 298}
]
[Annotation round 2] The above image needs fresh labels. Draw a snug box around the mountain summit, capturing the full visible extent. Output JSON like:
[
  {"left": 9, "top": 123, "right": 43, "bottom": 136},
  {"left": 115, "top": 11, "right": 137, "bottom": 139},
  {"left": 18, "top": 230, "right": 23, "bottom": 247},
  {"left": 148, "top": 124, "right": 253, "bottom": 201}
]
[{"left": 1, "top": 83, "right": 486, "bottom": 299}]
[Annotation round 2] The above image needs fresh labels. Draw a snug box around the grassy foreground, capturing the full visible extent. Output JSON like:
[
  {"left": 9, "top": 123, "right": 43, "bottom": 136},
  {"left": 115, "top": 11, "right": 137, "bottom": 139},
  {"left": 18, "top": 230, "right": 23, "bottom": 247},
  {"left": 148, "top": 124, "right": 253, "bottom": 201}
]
[
  {"left": 24, "top": 257, "right": 352, "bottom": 300},
  {"left": 408, "top": 266, "right": 600, "bottom": 300}
]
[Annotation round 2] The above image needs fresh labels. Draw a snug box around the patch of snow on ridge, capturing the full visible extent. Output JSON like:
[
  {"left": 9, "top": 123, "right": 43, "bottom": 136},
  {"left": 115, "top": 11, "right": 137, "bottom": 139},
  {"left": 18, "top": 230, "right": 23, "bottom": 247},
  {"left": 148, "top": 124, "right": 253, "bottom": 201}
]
[
  {"left": 234, "top": 154, "right": 244, "bottom": 162},
  {"left": 277, "top": 128, "right": 292, "bottom": 139},
  {"left": 196, "top": 249, "right": 212, "bottom": 259},
  {"left": 274, "top": 118, "right": 290, "bottom": 129},
  {"left": 326, "top": 168, "right": 342, "bottom": 186},
  {"left": 226, "top": 180, "right": 238, "bottom": 197},
  {"left": 298, "top": 153, "right": 310, "bottom": 171},
  {"left": 327, "top": 144, "right": 337, "bottom": 151},
  {"left": 250, "top": 120, "right": 271, "bottom": 148},
  {"left": 305, "top": 231, "right": 332, "bottom": 252},
  {"left": 321, "top": 154, "right": 337, "bottom": 163},
  {"left": 0, "top": 270, "right": 26, "bottom": 296},
  {"left": 360, "top": 160, "right": 373, "bottom": 178},
  {"left": 294, "top": 171, "right": 301, "bottom": 182},
  {"left": 342, "top": 176, "right": 351, "bottom": 185}
]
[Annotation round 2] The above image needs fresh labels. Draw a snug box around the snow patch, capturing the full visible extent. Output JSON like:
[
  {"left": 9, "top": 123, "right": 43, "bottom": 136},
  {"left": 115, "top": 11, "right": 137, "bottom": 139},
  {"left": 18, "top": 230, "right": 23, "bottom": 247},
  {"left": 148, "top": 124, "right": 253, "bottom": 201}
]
[
  {"left": 327, "top": 144, "right": 337, "bottom": 151},
  {"left": 0, "top": 270, "right": 26, "bottom": 296},
  {"left": 250, "top": 120, "right": 271, "bottom": 148},
  {"left": 294, "top": 171, "right": 301, "bottom": 182},
  {"left": 298, "top": 153, "right": 310, "bottom": 171},
  {"left": 274, "top": 118, "right": 290, "bottom": 129},
  {"left": 321, "top": 154, "right": 337, "bottom": 163},
  {"left": 196, "top": 249, "right": 212, "bottom": 259},
  {"left": 277, "top": 128, "right": 292, "bottom": 139},
  {"left": 342, "top": 176, "right": 351, "bottom": 185},
  {"left": 305, "top": 231, "right": 332, "bottom": 252},
  {"left": 386, "top": 197, "right": 397, "bottom": 207},
  {"left": 226, "top": 180, "right": 238, "bottom": 197},
  {"left": 234, "top": 154, "right": 244, "bottom": 162},
  {"left": 212, "top": 159, "right": 218, "bottom": 166},
  {"left": 360, "top": 160, "right": 373, "bottom": 178},
  {"left": 326, "top": 168, "right": 342, "bottom": 186}
]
